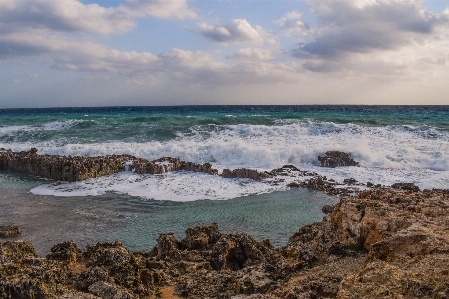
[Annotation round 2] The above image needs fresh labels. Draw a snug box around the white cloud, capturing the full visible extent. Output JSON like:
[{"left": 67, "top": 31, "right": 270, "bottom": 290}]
[
  {"left": 231, "top": 48, "right": 274, "bottom": 61},
  {"left": 275, "top": 10, "right": 310, "bottom": 37},
  {"left": 197, "top": 19, "right": 275, "bottom": 45},
  {"left": 290, "top": 0, "right": 449, "bottom": 75},
  {"left": 0, "top": 0, "right": 195, "bottom": 36},
  {"left": 120, "top": 0, "right": 196, "bottom": 19}
]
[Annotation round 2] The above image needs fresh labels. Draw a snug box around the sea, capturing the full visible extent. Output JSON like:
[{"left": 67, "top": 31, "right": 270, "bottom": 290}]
[{"left": 1, "top": 105, "right": 448, "bottom": 255}]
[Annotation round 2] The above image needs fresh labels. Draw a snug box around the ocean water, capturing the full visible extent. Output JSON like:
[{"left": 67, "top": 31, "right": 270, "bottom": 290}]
[{"left": 1, "top": 105, "right": 448, "bottom": 254}]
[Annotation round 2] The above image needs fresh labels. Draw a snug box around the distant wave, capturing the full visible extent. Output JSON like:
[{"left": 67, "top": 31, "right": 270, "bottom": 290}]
[{"left": 0, "top": 120, "right": 94, "bottom": 136}]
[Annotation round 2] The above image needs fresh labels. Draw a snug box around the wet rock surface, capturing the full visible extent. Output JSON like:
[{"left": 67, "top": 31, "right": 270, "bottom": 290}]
[
  {"left": 0, "top": 225, "right": 20, "bottom": 238},
  {"left": 318, "top": 151, "right": 359, "bottom": 168},
  {"left": 1, "top": 189, "right": 448, "bottom": 298},
  {"left": 221, "top": 168, "right": 270, "bottom": 181},
  {"left": 0, "top": 148, "right": 218, "bottom": 181},
  {"left": 1, "top": 148, "right": 425, "bottom": 199}
]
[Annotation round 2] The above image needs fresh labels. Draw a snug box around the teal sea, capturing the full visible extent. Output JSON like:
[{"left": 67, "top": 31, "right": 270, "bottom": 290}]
[{"left": 1, "top": 105, "right": 448, "bottom": 255}]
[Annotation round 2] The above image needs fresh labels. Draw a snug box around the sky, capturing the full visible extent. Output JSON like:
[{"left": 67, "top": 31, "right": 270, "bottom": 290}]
[{"left": 0, "top": 0, "right": 448, "bottom": 108}]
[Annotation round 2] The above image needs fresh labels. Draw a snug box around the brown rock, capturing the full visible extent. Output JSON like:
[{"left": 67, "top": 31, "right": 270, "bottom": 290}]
[
  {"left": 221, "top": 168, "right": 270, "bottom": 181},
  {"left": 318, "top": 151, "right": 359, "bottom": 168},
  {"left": 0, "top": 224, "right": 20, "bottom": 238}
]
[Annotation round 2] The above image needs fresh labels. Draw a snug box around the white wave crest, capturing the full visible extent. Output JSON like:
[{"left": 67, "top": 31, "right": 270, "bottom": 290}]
[{"left": 4, "top": 121, "right": 449, "bottom": 193}]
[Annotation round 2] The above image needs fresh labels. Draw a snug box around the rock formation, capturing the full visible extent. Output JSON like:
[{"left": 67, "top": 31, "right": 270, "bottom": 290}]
[
  {"left": 0, "top": 225, "right": 20, "bottom": 238},
  {"left": 1, "top": 189, "right": 448, "bottom": 298},
  {"left": 221, "top": 168, "right": 270, "bottom": 181},
  {"left": 0, "top": 148, "right": 218, "bottom": 182},
  {"left": 318, "top": 151, "right": 359, "bottom": 168}
]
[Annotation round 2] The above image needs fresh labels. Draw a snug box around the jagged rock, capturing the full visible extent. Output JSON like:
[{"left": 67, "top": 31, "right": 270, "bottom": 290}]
[
  {"left": 221, "top": 168, "right": 270, "bottom": 181},
  {"left": 181, "top": 161, "right": 218, "bottom": 175},
  {"left": 391, "top": 182, "right": 420, "bottom": 192},
  {"left": 0, "top": 149, "right": 218, "bottom": 182},
  {"left": 343, "top": 178, "right": 358, "bottom": 185},
  {"left": 181, "top": 222, "right": 222, "bottom": 250},
  {"left": 287, "top": 182, "right": 300, "bottom": 188},
  {"left": 47, "top": 240, "right": 82, "bottom": 267},
  {"left": 0, "top": 224, "right": 20, "bottom": 238},
  {"left": 0, "top": 148, "right": 132, "bottom": 182},
  {"left": 299, "top": 176, "right": 354, "bottom": 196},
  {"left": 154, "top": 233, "right": 182, "bottom": 259},
  {"left": 1, "top": 190, "right": 448, "bottom": 299},
  {"left": 88, "top": 281, "right": 132, "bottom": 299},
  {"left": 318, "top": 151, "right": 359, "bottom": 168},
  {"left": 322, "top": 204, "right": 335, "bottom": 214}
]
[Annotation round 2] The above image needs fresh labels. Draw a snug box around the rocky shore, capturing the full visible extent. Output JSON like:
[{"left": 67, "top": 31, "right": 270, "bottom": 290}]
[
  {"left": 0, "top": 148, "right": 217, "bottom": 182},
  {"left": 1, "top": 188, "right": 448, "bottom": 298},
  {"left": 0, "top": 148, "right": 400, "bottom": 197}
]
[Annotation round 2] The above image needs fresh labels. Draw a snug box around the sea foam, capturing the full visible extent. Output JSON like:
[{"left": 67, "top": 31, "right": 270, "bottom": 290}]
[{"left": 4, "top": 120, "right": 449, "bottom": 199}]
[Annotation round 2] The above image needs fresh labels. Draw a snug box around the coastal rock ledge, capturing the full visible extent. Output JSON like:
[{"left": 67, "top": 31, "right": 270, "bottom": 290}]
[
  {"left": 0, "top": 148, "right": 217, "bottom": 182},
  {"left": 1, "top": 189, "right": 448, "bottom": 299}
]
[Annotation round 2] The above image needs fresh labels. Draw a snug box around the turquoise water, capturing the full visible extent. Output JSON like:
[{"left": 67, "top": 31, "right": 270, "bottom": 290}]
[
  {"left": 1, "top": 105, "right": 448, "bottom": 254},
  {"left": 0, "top": 171, "right": 336, "bottom": 255},
  {"left": 1, "top": 106, "right": 448, "bottom": 145}
]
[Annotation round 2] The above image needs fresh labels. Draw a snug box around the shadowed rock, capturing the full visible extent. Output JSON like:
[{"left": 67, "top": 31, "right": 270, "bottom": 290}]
[
  {"left": 1, "top": 189, "right": 449, "bottom": 298},
  {"left": 0, "top": 224, "right": 20, "bottom": 238},
  {"left": 0, "top": 148, "right": 218, "bottom": 181},
  {"left": 391, "top": 182, "right": 420, "bottom": 192},
  {"left": 318, "top": 151, "right": 359, "bottom": 168},
  {"left": 221, "top": 168, "right": 270, "bottom": 181}
]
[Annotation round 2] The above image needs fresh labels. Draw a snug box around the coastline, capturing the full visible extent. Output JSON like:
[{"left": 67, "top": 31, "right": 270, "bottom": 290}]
[
  {"left": 1, "top": 188, "right": 448, "bottom": 298},
  {"left": 1, "top": 147, "right": 449, "bottom": 298}
]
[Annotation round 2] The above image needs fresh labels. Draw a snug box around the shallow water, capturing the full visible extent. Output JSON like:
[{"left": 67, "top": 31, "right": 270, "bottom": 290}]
[
  {"left": 1, "top": 105, "right": 447, "bottom": 255},
  {"left": 0, "top": 171, "right": 337, "bottom": 256}
]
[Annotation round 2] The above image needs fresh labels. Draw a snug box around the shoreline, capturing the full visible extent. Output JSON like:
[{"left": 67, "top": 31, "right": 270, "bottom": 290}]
[
  {"left": 1, "top": 188, "right": 448, "bottom": 298},
  {"left": 0, "top": 182, "right": 337, "bottom": 256},
  {"left": 2, "top": 148, "right": 437, "bottom": 198}
]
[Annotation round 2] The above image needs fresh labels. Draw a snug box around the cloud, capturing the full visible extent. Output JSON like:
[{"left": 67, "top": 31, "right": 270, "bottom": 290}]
[
  {"left": 0, "top": 0, "right": 195, "bottom": 36},
  {"left": 197, "top": 19, "right": 276, "bottom": 45},
  {"left": 275, "top": 10, "right": 310, "bottom": 37},
  {"left": 231, "top": 48, "right": 274, "bottom": 61},
  {"left": 120, "top": 0, "right": 196, "bottom": 19},
  {"left": 290, "top": 0, "right": 449, "bottom": 74}
]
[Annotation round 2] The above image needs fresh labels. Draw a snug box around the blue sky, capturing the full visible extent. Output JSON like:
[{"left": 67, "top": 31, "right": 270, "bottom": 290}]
[{"left": 1, "top": 0, "right": 448, "bottom": 108}]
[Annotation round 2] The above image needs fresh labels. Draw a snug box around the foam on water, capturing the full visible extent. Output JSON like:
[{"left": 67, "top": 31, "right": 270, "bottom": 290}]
[
  {"left": 4, "top": 119, "right": 449, "bottom": 198},
  {"left": 0, "top": 120, "right": 90, "bottom": 137},
  {"left": 30, "top": 171, "right": 283, "bottom": 201}
]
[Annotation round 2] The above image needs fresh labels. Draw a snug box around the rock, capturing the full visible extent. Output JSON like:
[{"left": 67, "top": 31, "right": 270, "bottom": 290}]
[
  {"left": 154, "top": 233, "right": 182, "bottom": 259},
  {"left": 88, "top": 281, "right": 132, "bottom": 299},
  {"left": 181, "top": 161, "right": 218, "bottom": 175},
  {"left": 287, "top": 182, "right": 300, "bottom": 188},
  {"left": 318, "top": 151, "right": 359, "bottom": 168},
  {"left": 0, "top": 149, "right": 218, "bottom": 182},
  {"left": 181, "top": 222, "right": 222, "bottom": 250},
  {"left": 281, "top": 165, "right": 299, "bottom": 171},
  {"left": 343, "top": 178, "right": 357, "bottom": 185},
  {"left": 0, "top": 224, "right": 20, "bottom": 238},
  {"left": 1, "top": 190, "right": 448, "bottom": 299},
  {"left": 47, "top": 240, "right": 82, "bottom": 267},
  {"left": 221, "top": 168, "right": 270, "bottom": 181},
  {"left": 321, "top": 204, "right": 335, "bottom": 214},
  {"left": 391, "top": 182, "right": 420, "bottom": 192}
]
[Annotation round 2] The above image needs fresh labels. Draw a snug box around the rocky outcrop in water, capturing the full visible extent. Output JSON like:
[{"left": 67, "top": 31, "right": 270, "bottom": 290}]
[
  {"left": 0, "top": 225, "right": 20, "bottom": 238},
  {"left": 391, "top": 182, "right": 420, "bottom": 192},
  {"left": 1, "top": 189, "right": 448, "bottom": 298},
  {"left": 0, "top": 148, "right": 132, "bottom": 182},
  {"left": 318, "top": 151, "right": 359, "bottom": 168},
  {"left": 0, "top": 148, "right": 218, "bottom": 181},
  {"left": 221, "top": 168, "right": 270, "bottom": 181}
]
